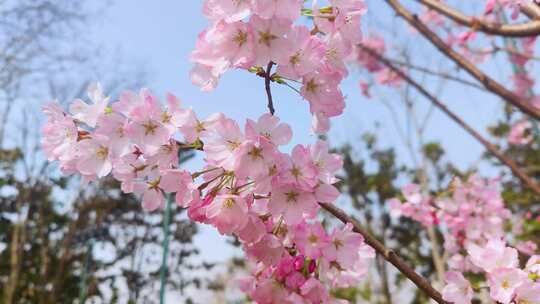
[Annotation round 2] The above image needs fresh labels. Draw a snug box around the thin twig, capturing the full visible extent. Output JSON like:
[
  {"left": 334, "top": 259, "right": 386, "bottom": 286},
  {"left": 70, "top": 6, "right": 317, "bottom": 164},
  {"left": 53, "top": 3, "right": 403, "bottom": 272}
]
[
  {"left": 283, "top": 81, "right": 301, "bottom": 94},
  {"left": 265, "top": 62, "right": 275, "bottom": 115},
  {"left": 387, "top": 58, "right": 487, "bottom": 91},
  {"left": 384, "top": 0, "right": 540, "bottom": 121}
]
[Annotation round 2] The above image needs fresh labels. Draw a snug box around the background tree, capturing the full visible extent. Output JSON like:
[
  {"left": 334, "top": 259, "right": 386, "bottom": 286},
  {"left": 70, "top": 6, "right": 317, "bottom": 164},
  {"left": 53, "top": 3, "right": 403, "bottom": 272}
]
[{"left": 0, "top": 1, "right": 207, "bottom": 303}]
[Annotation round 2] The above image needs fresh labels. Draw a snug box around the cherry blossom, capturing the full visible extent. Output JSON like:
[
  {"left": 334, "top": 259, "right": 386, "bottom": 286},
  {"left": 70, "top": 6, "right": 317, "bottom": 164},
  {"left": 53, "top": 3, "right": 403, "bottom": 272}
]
[{"left": 43, "top": 84, "right": 374, "bottom": 303}]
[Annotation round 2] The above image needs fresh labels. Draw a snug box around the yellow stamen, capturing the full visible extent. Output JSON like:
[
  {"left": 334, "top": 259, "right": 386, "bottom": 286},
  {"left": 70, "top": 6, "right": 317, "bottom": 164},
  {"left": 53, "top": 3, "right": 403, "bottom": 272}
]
[
  {"left": 142, "top": 120, "right": 159, "bottom": 135},
  {"left": 285, "top": 191, "right": 299, "bottom": 203},
  {"left": 259, "top": 31, "right": 277, "bottom": 47},
  {"left": 305, "top": 78, "right": 319, "bottom": 93},
  {"left": 96, "top": 146, "right": 108, "bottom": 160},
  {"left": 248, "top": 147, "right": 263, "bottom": 160},
  {"left": 233, "top": 30, "right": 248, "bottom": 46},
  {"left": 222, "top": 198, "right": 235, "bottom": 208}
]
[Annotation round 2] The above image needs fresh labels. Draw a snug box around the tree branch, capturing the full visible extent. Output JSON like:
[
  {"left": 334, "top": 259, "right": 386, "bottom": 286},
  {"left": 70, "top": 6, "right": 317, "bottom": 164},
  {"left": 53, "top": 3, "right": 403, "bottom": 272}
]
[
  {"left": 319, "top": 202, "right": 448, "bottom": 304},
  {"left": 265, "top": 62, "right": 275, "bottom": 115},
  {"left": 418, "top": 0, "right": 540, "bottom": 37},
  {"left": 360, "top": 45, "right": 540, "bottom": 197},
  {"left": 384, "top": 0, "right": 540, "bottom": 121}
]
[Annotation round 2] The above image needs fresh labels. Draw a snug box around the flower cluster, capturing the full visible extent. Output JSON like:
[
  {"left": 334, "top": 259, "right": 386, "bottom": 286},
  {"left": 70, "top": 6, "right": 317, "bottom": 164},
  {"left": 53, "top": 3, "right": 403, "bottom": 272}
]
[
  {"left": 389, "top": 175, "right": 540, "bottom": 304},
  {"left": 387, "top": 183, "right": 438, "bottom": 227},
  {"left": 444, "top": 240, "right": 540, "bottom": 304},
  {"left": 190, "top": 0, "right": 366, "bottom": 133},
  {"left": 389, "top": 175, "right": 514, "bottom": 270},
  {"left": 42, "top": 84, "right": 374, "bottom": 303}
]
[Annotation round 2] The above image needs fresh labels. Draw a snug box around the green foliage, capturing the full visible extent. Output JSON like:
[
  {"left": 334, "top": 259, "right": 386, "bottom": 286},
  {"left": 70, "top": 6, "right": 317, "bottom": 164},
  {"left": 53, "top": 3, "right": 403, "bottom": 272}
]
[{"left": 0, "top": 148, "right": 203, "bottom": 303}]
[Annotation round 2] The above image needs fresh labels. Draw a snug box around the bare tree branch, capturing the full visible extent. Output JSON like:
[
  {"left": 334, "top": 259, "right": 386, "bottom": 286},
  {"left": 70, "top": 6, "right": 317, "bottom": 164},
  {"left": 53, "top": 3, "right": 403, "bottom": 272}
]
[
  {"left": 418, "top": 0, "right": 540, "bottom": 37},
  {"left": 384, "top": 0, "right": 540, "bottom": 121},
  {"left": 361, "top": 45, "right": 540, "bottom": 197}
]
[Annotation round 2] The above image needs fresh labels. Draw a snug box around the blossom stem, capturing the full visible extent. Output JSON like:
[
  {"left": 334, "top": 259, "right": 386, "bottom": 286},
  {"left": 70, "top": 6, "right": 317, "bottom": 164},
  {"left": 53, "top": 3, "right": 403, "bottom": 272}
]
[
  {"left": 319, "top": 202, "right": 449, "bottom": 304},
  {"left": 234, "top": 181, "right": 255, "bottom": 192},
  {"left": 197, "top": 173, "right": 225, "bottom": 191},
  {"left": 283, "top": 82, "right": 301, "bottom": 95},
  {"left": 265, "top": 61, "right": 276, "bottom": 115},
  {"left": 191, "top": 167, "right": 220, "bottom": 179}
]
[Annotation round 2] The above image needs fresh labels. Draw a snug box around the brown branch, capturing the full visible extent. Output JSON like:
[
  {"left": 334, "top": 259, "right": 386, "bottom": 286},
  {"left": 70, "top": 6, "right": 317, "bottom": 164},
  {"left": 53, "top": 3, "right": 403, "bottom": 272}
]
[
  {"left": 418, "top": 0, "right": 540, "bottom": 37},
  {"left": 319, "top": 202, "right": 448, "bottom": 304},
  {"left": 384, "top": 0, "right": 540, "bottom": 121},
  {"left": 361, "top": 45, "right": 540, "bottom": 197},
  {"left": 265, "top": 61, "right": 275, "bottom": 115}
]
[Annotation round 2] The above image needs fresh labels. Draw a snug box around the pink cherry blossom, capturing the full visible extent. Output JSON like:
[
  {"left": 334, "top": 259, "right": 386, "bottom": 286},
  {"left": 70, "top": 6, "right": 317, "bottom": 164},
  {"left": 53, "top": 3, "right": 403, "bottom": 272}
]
[
  {"left": 275, "top": 26, "right": 325, "bottom": 80},
  {"left": 41, "top": 102, "right": 78, "bottom": 162},
  {"left": 252, "top": 0, "right": 303, "bottom": 21},
  {"left": 159, "top": 169, "right": 195, "bottom": 207},
  {"left": 237, "top": 214, "right": 267, "bottom": 244},
  {"left": 245, "top": 113, "right": 292, "bottom": 146},
  {"left": 514, "top": 281, "right": 540, "bottom": 304},
  {"left": 442, "top": 271, "right": 473, "bottom": 304},
  {"left": 269, "top": 185, "right": 318, "bottom": 225},
  {"left": 310, "top": 140, "right": 343, "bottom": 184},
  {"left": 206, "top": 194, "right": 249, "bottom": 235},
  {"left": 301, "top": 70, "right": 345, "bottom": 119},
  {"left": 325, "top": 223, "right": 365, "bottom": 268},
  {"left": 132, "top": 176, "right": 166, "bottom": 211},
  {"left": 189, "top": 63, "right": 221, "bottom": 92},
  {"left": 76, "top": 134, "right": 113, "bottom": 178},
  {"left": 293, "top": 222, "right": 329, "bottom": 259},
  {"left": 249, "top": 15, "right": 292, "bottom": 66},
  {"left": 202, "top": 0, "right": 252, "bottom": 22},
  {"left": 281, "top": 144, "right": 318, "bottom": 191},
  {"left": 95, "top": 112, "right": 130, "bottom": 155},
  {"left": 244, "top": 234, "right": 284, "bottom": 266},
  {"left": 124, "top": 94, "right": 171, "bottom": 154},
  {"left": 300, "top": 278, "right": 330, "bottom": 303},
  {"left": 467, "top": 239, "right": 518, "bottom": 273},
  {"left": 191, "top": 20, "right": 254, "bottom": 70},
  {"left": 234, "top": 140, "right": 273, "bottom": 179},
  {"left": 202, "top": 116, "right": 244, "bottom": 170},
  {"left": 69, "top": 83, "right": 109, "bottom": 128},
  {"left": 487, "top": 268, "right": 528, "bottom": 304}
]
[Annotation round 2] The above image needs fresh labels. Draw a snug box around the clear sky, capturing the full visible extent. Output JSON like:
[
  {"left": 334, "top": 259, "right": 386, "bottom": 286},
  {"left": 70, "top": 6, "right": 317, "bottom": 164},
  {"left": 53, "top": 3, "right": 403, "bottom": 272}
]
[{"left": 85, "top": 0, "right": 511, "bottom": 300}]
